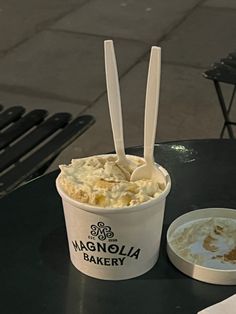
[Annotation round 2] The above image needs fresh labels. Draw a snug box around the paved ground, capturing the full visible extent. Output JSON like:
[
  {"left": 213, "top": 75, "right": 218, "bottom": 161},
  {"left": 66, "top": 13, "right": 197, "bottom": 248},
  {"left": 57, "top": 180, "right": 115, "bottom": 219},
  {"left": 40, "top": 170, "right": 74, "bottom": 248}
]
[{"left": 0, "top": 0, "right": 236, "bottom": 170}]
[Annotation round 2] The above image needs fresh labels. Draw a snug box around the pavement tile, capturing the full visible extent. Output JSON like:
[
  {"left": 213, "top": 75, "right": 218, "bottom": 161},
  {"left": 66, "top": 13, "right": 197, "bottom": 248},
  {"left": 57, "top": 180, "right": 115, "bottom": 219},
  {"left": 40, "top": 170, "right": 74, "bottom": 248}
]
[
  {"left": 0, "top": 90, "right": 85, "bottom": 116},
  {"left": 52, "top": 0, "right": 200, "bottom": 43},
  {"left": 0, "top": 0, "right": 85, "bottom": 52},
  {"left": 50, "top": 61, "right": 230, "bottom": 169},
  {"left": 0, "top": 31, "right": 148, "bottom": 103},
  {"left": 203, "top": 0, "right": 236, "bottom": 9},
  {"left": 161, "top": 7, "right": 236, "bottom": 68},
  {"left": 157, "top": 64, "right": 232, "bottom": 140},
  {"left": 50, "top": 61, "right": 149, "bottom": 168}
]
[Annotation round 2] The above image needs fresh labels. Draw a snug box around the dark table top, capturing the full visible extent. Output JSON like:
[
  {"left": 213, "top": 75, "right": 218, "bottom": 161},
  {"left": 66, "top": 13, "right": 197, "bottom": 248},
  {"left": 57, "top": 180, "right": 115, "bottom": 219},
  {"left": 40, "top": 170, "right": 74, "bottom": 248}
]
[{"left": 1, "top": 139, "right": 236, "bottom": 314}]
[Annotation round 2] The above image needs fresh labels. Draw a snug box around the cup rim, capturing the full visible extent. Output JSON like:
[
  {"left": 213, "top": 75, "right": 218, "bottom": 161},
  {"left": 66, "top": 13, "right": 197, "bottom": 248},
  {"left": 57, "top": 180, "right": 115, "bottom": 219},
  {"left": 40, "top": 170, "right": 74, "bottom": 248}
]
[{"left": 56, "top": 155, "right": 171, "bottom": 214}]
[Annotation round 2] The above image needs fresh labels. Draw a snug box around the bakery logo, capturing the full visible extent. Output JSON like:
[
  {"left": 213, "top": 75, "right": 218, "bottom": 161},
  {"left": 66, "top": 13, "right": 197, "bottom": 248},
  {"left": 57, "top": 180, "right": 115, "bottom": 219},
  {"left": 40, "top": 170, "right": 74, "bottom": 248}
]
[
  {"left": 71, "top": 221, "right": 141, "bottom": 266},
  {"left": 90, "top": 221, "right": 114, "bottom": 241}
]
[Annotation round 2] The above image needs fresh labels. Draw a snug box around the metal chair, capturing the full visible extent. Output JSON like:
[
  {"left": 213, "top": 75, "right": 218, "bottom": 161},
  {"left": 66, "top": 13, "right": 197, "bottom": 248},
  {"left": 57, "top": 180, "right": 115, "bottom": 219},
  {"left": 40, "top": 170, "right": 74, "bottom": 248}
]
[{"left": 203, "top": 51, "right": 236, "bottom": 138}]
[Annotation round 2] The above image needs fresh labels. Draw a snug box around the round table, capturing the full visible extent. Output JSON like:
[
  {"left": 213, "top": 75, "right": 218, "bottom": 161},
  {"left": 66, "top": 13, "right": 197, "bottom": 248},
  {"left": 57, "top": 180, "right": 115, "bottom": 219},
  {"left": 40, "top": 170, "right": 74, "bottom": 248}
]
[{"left": 1, "top": 140, "right": 236, "bottom": 314}]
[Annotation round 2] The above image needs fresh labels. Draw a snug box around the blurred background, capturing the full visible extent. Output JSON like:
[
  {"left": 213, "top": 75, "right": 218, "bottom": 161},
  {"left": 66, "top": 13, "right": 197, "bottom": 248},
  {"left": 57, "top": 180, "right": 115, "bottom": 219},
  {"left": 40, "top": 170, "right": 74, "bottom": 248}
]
[{"left": 0, "top": 0, "right": 236, "bottom": 170}]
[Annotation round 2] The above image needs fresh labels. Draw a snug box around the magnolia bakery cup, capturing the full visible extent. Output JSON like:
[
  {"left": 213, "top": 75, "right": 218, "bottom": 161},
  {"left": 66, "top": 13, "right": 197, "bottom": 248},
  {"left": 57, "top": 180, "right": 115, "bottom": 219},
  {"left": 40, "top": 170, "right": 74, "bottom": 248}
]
[{"left": 56, "top": 155, "right": 171, "bottom": 280}]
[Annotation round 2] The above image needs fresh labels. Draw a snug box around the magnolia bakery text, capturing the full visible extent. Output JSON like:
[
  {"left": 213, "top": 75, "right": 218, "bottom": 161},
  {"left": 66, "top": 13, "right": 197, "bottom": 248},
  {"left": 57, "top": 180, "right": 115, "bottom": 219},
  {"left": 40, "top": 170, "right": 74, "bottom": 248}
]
[{"left": 72, "top": 240, "right": 141, "bottom": 266}]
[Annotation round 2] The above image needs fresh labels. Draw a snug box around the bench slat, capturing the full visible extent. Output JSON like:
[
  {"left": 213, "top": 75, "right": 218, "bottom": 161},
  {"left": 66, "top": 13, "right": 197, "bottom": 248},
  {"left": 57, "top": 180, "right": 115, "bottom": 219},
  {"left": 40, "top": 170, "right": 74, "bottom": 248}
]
[
  {"left": 0, "top": 109, "right": 47, "bottom": 149},
  {"left": 0, "top": 112, "right": 71, "bottom": 172},
  {"left": 203, "top": 63, "right": 236, "bottom": 84},
  {"left": 221, "top": 58, "right": 236, "bottom": 69},
  {"left": 0, "top": 106, "right": 25, "bottom": 130},
  {"left": 228, "top": 52, "right": 236, "bottom": 60},
  {"left": 0, "top": 115, "right": 95, "bottom": 196}
]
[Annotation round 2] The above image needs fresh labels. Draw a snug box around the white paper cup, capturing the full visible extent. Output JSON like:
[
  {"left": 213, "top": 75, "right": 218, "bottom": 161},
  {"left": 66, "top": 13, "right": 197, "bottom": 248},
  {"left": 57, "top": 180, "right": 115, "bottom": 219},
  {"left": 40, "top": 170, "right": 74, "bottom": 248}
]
[{"left": 56, "top": 155, "right": 171, "bottom": 280}]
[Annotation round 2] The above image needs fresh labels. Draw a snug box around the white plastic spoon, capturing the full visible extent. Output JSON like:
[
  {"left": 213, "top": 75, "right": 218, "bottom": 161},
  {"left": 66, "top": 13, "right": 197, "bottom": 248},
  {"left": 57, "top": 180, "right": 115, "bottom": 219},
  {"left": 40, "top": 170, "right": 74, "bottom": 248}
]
[
  {"left": 130, "top": 47, "right": 166, "bottom": 186},
  {"left": 104, "top": 40, "right": 130, "bottom": 168}
]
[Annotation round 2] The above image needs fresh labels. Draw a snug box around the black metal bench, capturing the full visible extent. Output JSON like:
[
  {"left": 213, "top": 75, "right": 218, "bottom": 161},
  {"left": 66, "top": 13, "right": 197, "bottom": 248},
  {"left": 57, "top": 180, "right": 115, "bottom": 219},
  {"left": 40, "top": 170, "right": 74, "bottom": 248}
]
[
  {"left": 203, "top": 51, "right": 236, "bottom": 138},
  {"left": 0, "top": 105, "right": 95, "bottom": 198}
]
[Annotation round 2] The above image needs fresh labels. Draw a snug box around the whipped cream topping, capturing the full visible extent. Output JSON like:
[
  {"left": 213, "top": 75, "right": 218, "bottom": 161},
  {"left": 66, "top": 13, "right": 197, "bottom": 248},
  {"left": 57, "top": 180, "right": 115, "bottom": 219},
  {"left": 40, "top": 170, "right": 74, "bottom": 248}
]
[{"left": 58, "top": 155, "right": 165, "bottom": 208}]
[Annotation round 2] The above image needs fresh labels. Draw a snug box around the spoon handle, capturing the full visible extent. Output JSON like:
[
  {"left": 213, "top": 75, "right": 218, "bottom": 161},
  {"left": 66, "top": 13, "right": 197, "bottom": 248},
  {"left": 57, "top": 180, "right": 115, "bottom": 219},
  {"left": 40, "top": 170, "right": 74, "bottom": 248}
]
[
  {"left": 104, "top": 40, "right": 126, "bottom": 160},
  {"left": 144, "top": 47, "right": 161, "bottom": 164}
]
